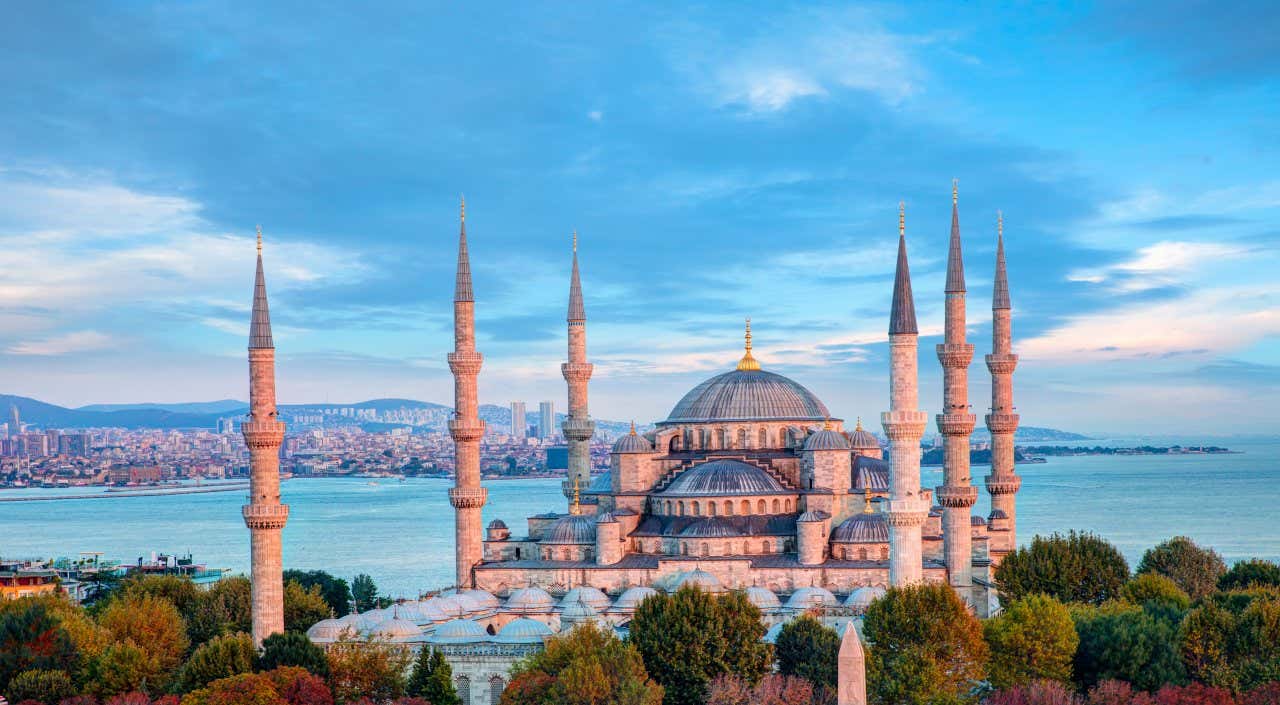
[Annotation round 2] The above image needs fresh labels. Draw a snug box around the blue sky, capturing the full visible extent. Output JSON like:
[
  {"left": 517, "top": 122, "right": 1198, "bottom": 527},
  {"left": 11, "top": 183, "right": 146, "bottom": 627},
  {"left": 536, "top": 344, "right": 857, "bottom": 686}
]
[{"left": 0, "top": 1, "right": 1277, "bottom": 435}]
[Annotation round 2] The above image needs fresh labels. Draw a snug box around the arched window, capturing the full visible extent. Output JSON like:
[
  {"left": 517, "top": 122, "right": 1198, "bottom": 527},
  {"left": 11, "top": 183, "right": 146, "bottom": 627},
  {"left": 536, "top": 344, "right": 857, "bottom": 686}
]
[
  {"left": 701, "top": 543, "right": 709, "bottom": 557},
  {"left": 784, "top": 499, "right": 792, "bottom": 512},
  {"left": 665, "top": 501, "right": 672, "bottom": 515},
  {"left": 561, "top": 548, "right": 570, "bottom": 561},
  {"left": 456, "top": 676, "right": 471, "bottom": 704},
  {"left": 741, "top": 500, "right": 750, "bottom": 515},
  {"left": 708, "top": 502, "right": 716, "bottom": 516},
  {"left": 584, "top": 548, "right": 593, "bottom": 561},
  {"left": 737, "top": 428, "right": 747, "bottom": 448},
  {"left": 490, "top": 676, "right": 505, "bottom": 704},
  {"left": 772, "top": 499, "right": 780, "bottom": 513},
  {"left": 724, "top": 501, "right": 733, "bottom": 516},
  {"left": 759, "top": 428, "right": 769, "bottom": 447},
  {"left": 881, "top": 547, "right": 889, "bottom": 560},
  {"left": 859, "top": 548, "right": 868, "bottom": 560},
  {"left": 763, "top": 541, "right": 772, "bottom": 553},
  {"left": 669, "top": 436, "right": 680, "bottom": 453},
  {"left": 692, "top": 501, "right": 700, "bottom": 516},
  {"left": 757, "top": 499, "right": 766, "bottom": 513},
  {"left": 681, "top": 543, "right": 689, "bottom": 555},
  {"left": 677, "top": 501, "right": 684, "bottom": 516}
]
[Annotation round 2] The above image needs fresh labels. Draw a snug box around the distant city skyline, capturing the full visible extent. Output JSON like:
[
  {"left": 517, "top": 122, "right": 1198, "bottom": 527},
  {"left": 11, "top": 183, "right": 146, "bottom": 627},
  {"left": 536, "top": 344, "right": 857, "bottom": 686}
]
[{"left": 0, "top": 3, "right": 1277, "bottom": 434}]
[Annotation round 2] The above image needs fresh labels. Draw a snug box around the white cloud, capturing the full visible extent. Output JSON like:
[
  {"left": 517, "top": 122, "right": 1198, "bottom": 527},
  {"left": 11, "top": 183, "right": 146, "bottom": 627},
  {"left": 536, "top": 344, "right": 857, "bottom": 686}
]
[
  {"left": 1068, "top": 240, "right": 1248, "bottom": 293},
  {"left": 7, "top": 330, "right": 115, "bottom": 356}
]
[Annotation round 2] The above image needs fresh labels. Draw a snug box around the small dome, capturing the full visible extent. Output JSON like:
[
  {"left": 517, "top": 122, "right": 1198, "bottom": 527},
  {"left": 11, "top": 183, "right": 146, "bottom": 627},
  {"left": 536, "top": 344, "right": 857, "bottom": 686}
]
[
  {"left": 797, "top": 510, "right": 827, "bottom": 523},
  {"left": 971, "top": 515, "right": 987, "bottom": 526},
  {"left": 422, "top": 596, "right": 464, "bottom": 618},
  {"left": 506, "top": 587, "right": 556, "bottom": 612},
  {"left": 428, "top": 618, "right": 488, "bottom": 644},
  {"left": 804, "top": 429, "right": 850, "bottom": 451},
  {"left": 844, "top": 586, "right": 886, "bottom": 609},
  {"left": 488, "top": 519, "right": 508, "bottom": 530},
  {"left": 659, "top": 459, "right": 789, "bottom": 497},
  {"left": 671, "top": 569, "right": 725, "bottom": 593},
  {"left": 613, "top": 428, "right": 653, "bottom": 454},
  {"left": 831, "top": 514, "right": 889, "bottom": 543},
  {"left": 338, "top": 611, "right": 381, "bottom": 635},
  {"left": 744, "top": 586, "right": 781, "bottom": 610},
  {"left": 679, "top": 518, "right": 742, "bottom": 538},
  {"left": 544, "top": 514, "right": 596, "bottom": 544},
  {"left": 847, "top": 420, "right": 879, "bottom": 450},
  {"left": 559, "top": 586, "right": 611, "bottom": 612},
  {"left": 560, "top": 599, "right": 603, "bottom": 628},
  {"left": 388, "top": 603, "right": 425, "bottom": 623},
  {"left": 446, "top": 593, "right": 484, "bottom": 614},
  {"left": 596, "top": 512, "right": 617, "bottom": 524},
  {"left": 612, "top": 586, "right": 659, "bottom": 612},
  {"left": 370, "top": 618, "right": 423, "bottom": 643},
  {"left": 306, "top": 618, "right": 352, "bottom": 643},
  {"left": 456, "top": 589, "right": 501, "bottom": 610},
  {"left": 785, "top": 586, "right": 838, "bottom": 610},
  {"left": 495, "top": 617, "right": 555, "bottom": 643}
]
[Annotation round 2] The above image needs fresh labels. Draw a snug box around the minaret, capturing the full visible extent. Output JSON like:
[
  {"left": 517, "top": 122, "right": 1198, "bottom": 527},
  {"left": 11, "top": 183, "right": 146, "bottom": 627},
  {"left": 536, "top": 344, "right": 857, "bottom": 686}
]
[
  {"left": 241, "top": 226, "right": 288, "bottom": 646},
  {"left": 985, "top": 212, "right": 1021, "bottom": 552},
  {"left": 882, "top": 203, "right": 929, "bottom": 587},
  {"left": 936, "top": 182, "right": 978, "bottom": 599},
  {"left": 561, "top": 231, "right": 595, "bottom": 505},
  {"left": 448, "top": 198, "right": 487, "bottom": 588}
]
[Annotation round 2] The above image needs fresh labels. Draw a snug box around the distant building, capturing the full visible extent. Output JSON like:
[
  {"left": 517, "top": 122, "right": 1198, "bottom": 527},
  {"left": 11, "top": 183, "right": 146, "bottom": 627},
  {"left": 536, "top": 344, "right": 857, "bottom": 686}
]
[
  {"left": 544, "top": 444, "right": 568, "bottom": 471},
  {"left": 510, "top": 402, "right": 527, "bottom": 440},
  {"left": 0, "top": 566, "right": 58, "bottom": 601},
  {"left": 59, "top": 433, "right": 91, "bottom": 457},
  {"left": 538, "top": 401, "right": 555, "bottom": 440},
  {"left": 217, "top": 417, "right": 237, "bottom": 434},
  {"left": 8, "top": 404, "right": 20, "bottom": 437},
  {"left": 23, "top": 433, "right": 49, "bottom": 457},
  {"left": 108, "top": 466, "right": 163, "bottom": 485}
]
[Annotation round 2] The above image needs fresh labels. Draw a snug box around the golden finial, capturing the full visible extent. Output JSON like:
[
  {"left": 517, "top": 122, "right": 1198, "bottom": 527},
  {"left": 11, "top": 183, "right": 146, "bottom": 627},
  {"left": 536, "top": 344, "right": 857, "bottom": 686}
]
[
  {"left": 855, "top": 417, "right": 863, "bottom": 431},
  {"left": 256, "top": 225, "right": 262, "bottom": 254},
  {"left": 898, "top": 201, "right": 905, "bottom": 237},
  {"left": 570, "top": 476, "right": 581, "bottom": 515},
  {"left": 864, "top": 494, "right": 875, "bottom": 513},
  {"left": 997, "top": 210, "right": 1003, "bottom": 239},
  {"left": 572, "top": 229, "right": 578, "bottom": 253},
  {"left": 629, "top": 421, "right": 637, "bottom": 436},
  {"left": 952, "top": 178, "right": 958, "bottom": 205},
  {"left": 822, "top": 417, "right": 833, "bottom": 431},
  {"left": 460, "top": 195, "right": 466, "bottom": 222},
  {"left": 737, "top": 317, "right": 761, "bottom": 371}
]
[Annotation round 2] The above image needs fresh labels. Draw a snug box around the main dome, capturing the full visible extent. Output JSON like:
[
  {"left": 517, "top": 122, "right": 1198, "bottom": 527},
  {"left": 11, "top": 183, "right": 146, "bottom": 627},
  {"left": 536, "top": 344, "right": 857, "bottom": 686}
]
[{"left": 662, "top": 369, "right": 831, "bottom": 424}]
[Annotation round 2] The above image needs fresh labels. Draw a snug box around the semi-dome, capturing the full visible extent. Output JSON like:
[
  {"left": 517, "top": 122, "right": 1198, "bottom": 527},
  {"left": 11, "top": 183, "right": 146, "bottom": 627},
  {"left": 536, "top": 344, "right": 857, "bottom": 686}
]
[
  {"left": 831, "top": 514, "right": 889, "bottom": 543},
  {"left": 803, "top": 429, "right": 850, "bottom": 451},
  {"left": 659, "top": 459, "right": 789, "bottom": 497},
  {"left": 679, "top": 518, "right": 742, "bottom": 538},
  {"left": 744, "top": 586, "right": 781, "bottom": 610},
  {"left": 612, "top": 586, "right": 659, "bottom": 612},
  {"left": 971, "top": 515, "right": 987, "bottom": 526},
  {"left": 785, "top": 586, "right": 838, "bottom": 610},
  {"left": 306, "top": 618, "right": 353, "bottom": 643},
  {"left": 662, "top": 368, "right": 831, "bottom": 424},
  {"left": 544, "top": 514, "right": 596, "bottom": 544},
  {"left": 845, "top": 586, "right": 886, "bottom": 610},
  {"left": 506, "top": 587, "right": 556, "bottom": 612},
  {"left": 428, "top": 618, "right": 488, "bottom": 644},
  {"left": 495, "top": 617, "right": 555, "bottom": 643},
  {"left": 613, "top": 425, "right": 653, "bottom": 453},
  {"left": 559, "top": 586, "right": 611, "bottom": 611},
  {"left": 370, "top": 618, "right": 424, "bottom": 643}
]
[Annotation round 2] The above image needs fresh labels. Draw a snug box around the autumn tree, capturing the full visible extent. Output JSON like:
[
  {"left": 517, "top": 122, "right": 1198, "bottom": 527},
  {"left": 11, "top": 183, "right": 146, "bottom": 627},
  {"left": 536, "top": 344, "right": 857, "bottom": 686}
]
[
  {"left": 629, "top": 587, "right": 770, "bottom": 705},
  {"left": 97, "top": 594, "right": 189, "bottom": 690},
  {"left": 4, "top": 668, "right": 74, "bottom": 704},
  {"left": 177, "top": 632, "right": 256, "bottom": 692},
  {"left": 984, "top": 594, "right": 1079, "bottom": 689},
  {"left": 325, "top": 637, "right": 411, "bottom": 705},
  {"left": 996, "top": 532, "right": 1130, "bottom": 606},
  {"left": 284, "top": 571, "right": 352, "bottom": 618},
  {"left": 1121, "top": 574, "right": 1191, "bottom": 611},
  {"left": 186, "top": 578, "right": 252, "bottom": 647},
  {"left": 406, "top": 647, "right": 459, "bottom": 705},
  {"left": 258, "top": 632, "right": 330, "bottom": 678},
  {"left": 1136, "top": 537, "right": 1225, "bottom": 600},
  {"left": 117, "top": 575, "right": 202, "bottom": 617},
  {"left": 501, "top": 622, "right": 662, "bottom": 705},
  {"left": 774, "top": 615, "right": 839, "bottom": 689},
  {"left": 284, "top": 582, "right": 331, "bottom": 635},
  {"left": 0, "top": 602, "right": 77, "bottom": 696},
  {"left": 862, "top": 582, "right": 987, "bottom": 705},
  {"left": 1181, "top": 588, "right": 1280, "bottom": 692}
]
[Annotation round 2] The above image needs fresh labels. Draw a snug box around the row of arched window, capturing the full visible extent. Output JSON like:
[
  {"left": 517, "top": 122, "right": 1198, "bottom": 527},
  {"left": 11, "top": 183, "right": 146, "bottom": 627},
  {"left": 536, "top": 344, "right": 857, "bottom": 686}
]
[
  {"left": 454, "top": 674, "right": 505, "bottom": 704},
  {"left": 638, "top": 538, "right": 796, "bottom": 556},
  {"left": 654, "top": 497, "right": 794, "bottom": 517},
  {"left": 835, "top": 546, "right": 890, "bottom": 560},
  {"left": 667, "top": 426, "right": 806, "bottom": 452}
]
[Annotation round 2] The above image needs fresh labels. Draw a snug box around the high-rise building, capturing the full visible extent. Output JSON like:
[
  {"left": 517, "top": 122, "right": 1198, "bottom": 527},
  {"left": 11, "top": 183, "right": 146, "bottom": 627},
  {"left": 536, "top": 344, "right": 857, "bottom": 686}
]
[
  {"left": 59, "top": 433, "right": 91, "bottom": 457},
  {"left": 8, "top": 405, "right": 20, "bottom": 438},
  {"left": 510, "top": 402, "right": 527, "bottom": 440},
  {"left": 538, "top": 401, "right": 555, "bottom": 440}
]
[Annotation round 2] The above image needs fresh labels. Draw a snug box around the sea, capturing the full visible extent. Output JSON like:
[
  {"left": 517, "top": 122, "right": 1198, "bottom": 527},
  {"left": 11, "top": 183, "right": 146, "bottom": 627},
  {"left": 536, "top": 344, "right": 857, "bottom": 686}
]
[{"left": 2, "top": 436, "right": 1277, "bottom": 598}]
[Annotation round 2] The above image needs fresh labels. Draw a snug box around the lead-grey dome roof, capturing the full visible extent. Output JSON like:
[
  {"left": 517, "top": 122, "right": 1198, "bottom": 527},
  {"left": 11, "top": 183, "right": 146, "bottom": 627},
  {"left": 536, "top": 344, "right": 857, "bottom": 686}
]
[
  {"left": 658, "top": 459, "right": 789, "bottom": 497},
  {"left": 831, "top": 514, "right": 889, "bottom": 543},
  {"left": 543, "top": 514, "right": 596, "bottom": 544},
  {"left": 662, "top": 369, "right": 831, "bottom": 423}
]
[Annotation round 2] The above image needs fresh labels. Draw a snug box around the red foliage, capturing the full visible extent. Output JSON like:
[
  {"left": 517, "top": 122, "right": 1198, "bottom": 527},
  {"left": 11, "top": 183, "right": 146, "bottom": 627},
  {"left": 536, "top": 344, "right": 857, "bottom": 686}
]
[
  {"left": 984, "top": 681, "right": 1082, "bottom": 705},
  {"left": 17, "top": 700, "right": 47, "bottom": 705},
  {"left": 1244, "top": 683, "right": 1280, "bottom": 705},
  {"left": 1153, "top": 683, "right": 1238, "bottom": 705},
  {"left": 390, "top": 699, "right": 433, "bottom": 705},
  {"left": 501, "top": 671, "right": 557, "bottom": 705},
  {"left": 103, "top": 694, "right": 152, "bottom": 705},
  {"left": 59, "top": 697, "right": 99, "bottom": 705},
  {"left": 262, "top": 667, "right": 333, "bottom": 705},
  {"left": 152, "top": 697, "right": 180, "bottom": 705},
  {"left": 1086, "top": 681, "right": 1155, "bottom": 705}
]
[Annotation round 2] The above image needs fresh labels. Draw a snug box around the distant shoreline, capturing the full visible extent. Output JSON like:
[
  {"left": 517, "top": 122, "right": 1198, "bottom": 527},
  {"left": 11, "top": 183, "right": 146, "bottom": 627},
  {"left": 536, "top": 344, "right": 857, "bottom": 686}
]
[{"left": 0, "top": 484, "right": 250, "bottom": 502}]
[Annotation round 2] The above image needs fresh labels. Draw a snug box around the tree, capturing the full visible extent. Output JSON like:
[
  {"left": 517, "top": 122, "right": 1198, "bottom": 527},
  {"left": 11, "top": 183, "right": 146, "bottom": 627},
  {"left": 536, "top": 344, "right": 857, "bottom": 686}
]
[
  {"left": 86, "top": 641, "right": 154, "bottom": 698},
  {"left": 325, "top": 637, "right": 410, "bottom": 705},
  {"left": 996, "top": 532, "right": 1130, "bottom": 606},
  {"left": 1121, "top": 575, "right": 1191, "bottom": 611},
  {"left": 350, "top": 576, "right": 378, "bottom": 614},
  {"left": 97, "top": 595, "right": 189, "bottom": 687},
  {"left": 629, "top": 587, "right": 770, "bottom": 705},
  {"left": 5, "top": 668, "right": 74, "bottom": 704},
  {"left": 985, "top": 594, "right": 1079, "bottom": 689},
  {"left": 704, "top": 674, "right": 815, "bottom": 705},
  {"left": 862, "top": 582, "right": 987, "bottom": 705},
  {"left": 1181, "top": 588, "right": 1280, "bottom": 692},
  {"left": 774, "top": 615, "right": 838, "bottom": 689},
  {"left": 1137, "top": 538, "right": 1226, "bottom": 601},
  {"left": 186, "top": 578, "right": 251, "bottom": 647},
  {"left": 406, "top": 647, "right": 459, "bottom": 705},
  {"left": 180, "top": 672, "right": 286, "bottom": 705},
  {"left": 284, "top": 583, "right": 331, "bottom": 635},
  {"left": 1071, "top": 602, "right": 1186, "bottom": 692},
  {"left": 283, "top": 571, "right": 352, "bottom": 618},
  {"left": 263, "top": 666, "right": 334, "bottom": 705},
  {"left": 177, "top": 633, "right": 255, "bottom": 693},
  {"left": 0, "top": 602, "right": 77, "bottom": 696},
  {"left": 1219, "top": 560, "right": 1280, "bottom": 591},
  {"left": 501, "top": 622, "right": 662, "bottom": 705},
  {"left": 258, "top": 632, "right": 330, "bottom": 678},
  {"left": 117, "top": 575, "right": 202, "bottom": 617}
]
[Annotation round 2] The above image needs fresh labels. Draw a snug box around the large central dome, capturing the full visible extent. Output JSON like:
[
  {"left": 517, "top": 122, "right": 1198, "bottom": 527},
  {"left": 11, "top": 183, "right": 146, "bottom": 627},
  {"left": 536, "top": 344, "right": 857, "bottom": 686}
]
[{"left": 663, "top": 368, "right": 831, "bottom": 423}]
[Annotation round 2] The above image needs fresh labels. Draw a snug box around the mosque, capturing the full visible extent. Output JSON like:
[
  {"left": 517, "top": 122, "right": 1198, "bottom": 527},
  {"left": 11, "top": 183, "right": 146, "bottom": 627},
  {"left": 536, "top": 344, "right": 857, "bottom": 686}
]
[{"left": 252, "top": 186, "right": 1022, "bottom": 704}]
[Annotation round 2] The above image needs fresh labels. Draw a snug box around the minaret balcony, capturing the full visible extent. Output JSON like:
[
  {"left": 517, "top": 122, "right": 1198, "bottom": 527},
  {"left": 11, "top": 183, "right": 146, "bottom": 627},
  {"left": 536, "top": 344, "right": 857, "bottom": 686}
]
[
  {"left": 881, "top": 410, "right": 928, "bottom": 440},
  {"left": 448, "top": 418, "right": 486, "bottom": 442},
  {"left": 447, "top": 351, "right": 484, "bottom": 376},
  {"left": 936, "top": 413, "right": 976, "bottom": 436},
  {"left": 561, "top": 416, "right": 595, "bottom": 441},
  {"left": 241, "top": 419, "right": 285, "bottom": 447},
  {"left": 449, "top": 486, "right": 488, "bottom": 509},
  {"left": 935, "top": 484, "right": 978, "bottom": 508},
  {"left": 561, "top": 362, "right": 594, "bottom": 383},
  {"left": 885, "top": 497, "right": 930, "bottom": 527},
  {"left": 984, "top": 474, "right": 1022, "bottom": 495},
  {"left": 242, "top": 503, "right": 289, "bottom": 530},
  {"left": 985, "top": 353, "right": 1018, "bottom": 375},
  {"left": 984, "top": 413, "right": 1020, "bottom": 434},
  {"left": 936, "top": 343, "right": 974, "bottom": 367}
]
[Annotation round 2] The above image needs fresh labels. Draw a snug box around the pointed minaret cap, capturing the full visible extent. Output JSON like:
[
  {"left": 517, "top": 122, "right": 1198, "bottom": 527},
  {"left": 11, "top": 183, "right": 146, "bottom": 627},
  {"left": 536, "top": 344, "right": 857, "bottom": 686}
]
[
  {"left": 945, "top": 179, "right": 966, "bottom": 293},
  {"left": 993, "top": 211, "right": 1011, "bottom": 310},
  {"left": 568, "top": 230, "right": 585, "bottom": 321},
  {"left": 455, "top": 196, "right": 474, "bottom": 302},
  {"left": 889, "top": 202, "right": 919, "bottom": 335},
  {"left": 249, "top": 225, "right": 274, "bottom": 349}
]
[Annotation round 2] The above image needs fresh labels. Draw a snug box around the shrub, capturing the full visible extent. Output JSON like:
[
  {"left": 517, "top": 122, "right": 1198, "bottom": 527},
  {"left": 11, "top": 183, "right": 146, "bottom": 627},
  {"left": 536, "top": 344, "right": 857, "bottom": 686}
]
[
  {"left": 1085, "top": 680, "right": 1155, "bottom": 705},
  {"left": 6, "top": 668, "right": 74, "bottom": 704},
  {"left": 1137, "top": 538, "right": 1226, "bottom": 600},
  {"left": 177, "top": 633, "right": 256, "bottom": 692},
  {"left": 1243, "top": 682, "right": 1280, "bottom": 705},
  {"left": 996, "top": 532, "right": 1130, "bottom": 606},
  {"left": 1151, "top": 682, "right": 1238, "bottom": 705},
  {"left": 985, "top": 594, "right": 1079, "bottom": 689},
  {"left": 705, "top": 673, "right": 815, "bottom": 705},
  {"left": 983, "top": 680, "right": 1082, "bottom": 705}
]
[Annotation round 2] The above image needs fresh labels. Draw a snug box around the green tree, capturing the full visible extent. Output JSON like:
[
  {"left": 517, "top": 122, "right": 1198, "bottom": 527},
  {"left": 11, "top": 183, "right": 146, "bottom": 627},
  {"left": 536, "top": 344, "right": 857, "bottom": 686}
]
[
  {"left": 1121, "top": 574, "right": 1192, "bottom": 611},
  {"left": 1072, "top": 602, "right": 1186, "bottom": 692},
  {"left": 774, "top": 615, "right": 838, "bottom": 689},
  {"left": 1136, "top": 537, "right": 1226, "bottom": 600},
  {"left": 1219, "top": 560, "right": 1280, "bottom": 591},
  {"left": 284, "top": 582, "right": 332, "bottom": 635},
  {"left": 1180, "top": 600, "right": 1237, "bottom": 690},
  {"left": 177, "top": 632, "right": 256, "bottom": 693},
  {"left": 351, "top": 575, "right": 379, "bottom": 613},
  {"left": 4, "top": 668, "right": 74, "bottom": 704},
  {"left": 502, "top": 622, "right": 663, "bottom": 705},
  {"left": 186, "top": 578, "right": 252, "bottom": 647},
  {"left": 996, "top": 531, "right": 1130, "bottom": 606},
  {"left": 325, "top": 636, "right": 411, "bottom": 704},
  {"left": 0, "top": 602, "right": 77, "bottom": 696},
  {"left": 258, "top": 631, "right": 330, "bottom": 678},
  {"left": 85, "top": 640, "right": 154, "bottom": 698},
  {"left": 984, "top": 594, "right": 1079, "bottom": 689},
  {"left": 283, "top": 570, "right": 352, "bottom": 618},
  {"left": 862, "top": 582, "right": 987, "bottom": 705},
  {"left": 407, "top": 647, "right": 460, "bottom": 705}
]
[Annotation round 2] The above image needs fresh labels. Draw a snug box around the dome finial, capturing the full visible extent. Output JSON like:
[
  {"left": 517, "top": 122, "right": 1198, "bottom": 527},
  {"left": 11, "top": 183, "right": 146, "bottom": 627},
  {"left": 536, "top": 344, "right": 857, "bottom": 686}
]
[
  {"left": 629, "top": 420, "right": 637, "bottom": 436},
  {"left": 864, "top": 494, "right": 875, "bottom": 513},
  {"left": 737, "top": 318, "right": 761, "bottom": 371},
  {"left": 855, "top": 416, "right": 863, "bottom": 431},
  {"left": 570, "top": 476, "right": 582, "bottom": 515}
]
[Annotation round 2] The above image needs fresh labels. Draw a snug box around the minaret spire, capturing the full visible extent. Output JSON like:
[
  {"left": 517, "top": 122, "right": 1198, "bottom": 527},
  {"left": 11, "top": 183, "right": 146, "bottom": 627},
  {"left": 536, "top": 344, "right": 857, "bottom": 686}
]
[
  {"left": 986, "top": 211, "right": 1021, "bottom": 563},
  {"left": 889, "top": 202, "right": 918, "bottom": 335},
  {"left": 993, "top": 212, "right": 1010, "bottom": 310},
  {"left": 241, "top": 226, "right": 288, "bottom": 646},
  {"left": 562, "top": 231, "right": 595, "bottom": 505},
  {"left": 448, "top": 199, "right": 486, "bottom": 588},
  {"left": 945, "top": 181, "right": 965, "bottom": 294}
]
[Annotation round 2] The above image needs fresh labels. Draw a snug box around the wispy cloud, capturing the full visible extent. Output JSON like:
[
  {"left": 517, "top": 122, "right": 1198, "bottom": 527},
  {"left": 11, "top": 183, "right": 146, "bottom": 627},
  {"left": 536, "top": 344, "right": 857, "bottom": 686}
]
[
  {"left": 1067, "top": 240, "right": 1248, "bottom": 293},
  {"left": 7, "top": 330, "right": 114, "bottom": 356}
]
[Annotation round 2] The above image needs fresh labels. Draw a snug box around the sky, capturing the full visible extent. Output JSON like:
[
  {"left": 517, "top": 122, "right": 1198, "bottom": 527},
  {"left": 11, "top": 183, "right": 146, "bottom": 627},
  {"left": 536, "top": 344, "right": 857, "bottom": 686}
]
[{"left": 0, "top": 1, "right": 1277, "bottom": 435}]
